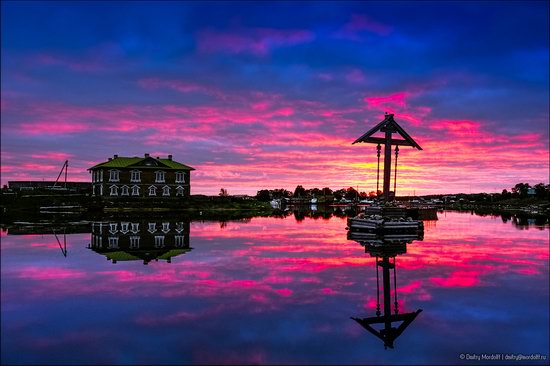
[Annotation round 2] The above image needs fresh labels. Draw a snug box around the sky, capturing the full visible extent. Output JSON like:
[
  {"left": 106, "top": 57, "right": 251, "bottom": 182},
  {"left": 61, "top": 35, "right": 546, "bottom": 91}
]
[{"left": 1, "top": 1, "right": 549, "bottom": 195}]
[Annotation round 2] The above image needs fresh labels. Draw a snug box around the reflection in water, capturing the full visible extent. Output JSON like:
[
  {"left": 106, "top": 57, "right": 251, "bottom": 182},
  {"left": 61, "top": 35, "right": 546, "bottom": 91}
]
[
  {"left": 348, "top": 231, "right": 423, "bottom": 349},
  {"left": 1, "top": 211, "right": 548, "bottom": 364},
  {"left": 88, "top": 220, "right": 191, "bottom": 265}
]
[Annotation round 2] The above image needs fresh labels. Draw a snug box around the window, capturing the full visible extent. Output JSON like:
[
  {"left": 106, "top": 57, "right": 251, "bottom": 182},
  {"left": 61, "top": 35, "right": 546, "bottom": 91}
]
[
  {"left": 162, "top": 222, "right": 170, "bottom": 233},
  {"left": 176, "top": 186, "right": 185, "bottom": 197},
  {"left": 100, "top": 184, "right": 103, "bottom": 196},
  {"left": 109, "top": 170, "right": 120, "bottom": 182},
  {"left": 131, "top": 223, "right": 139, "bottom": 233},
  {"left": 131, "top": 185, "right": 140, "bottom": 196},
  {"left": 121, "top": 222, "right": 129, "bottom": 234},
  {"left": 175, "top": 171, "right": 185, "bottom": 183},
  {"left": 121, "top": 185, "right": 129, "bottom": 196},
  {"left": 162, "top": 186, "right": 171, "bottom": 196},
  {"left": 148, "top": 186, "right": 157, "bottom": 196},
  {"left": 176, "top": 222, "right": 185, "bottom": 233},
  {"left": 154, "top": 236, "right": 165, "bottom": 248},
  {"left": 175, "top": 235, "right": 185, "bottom": 247},
  {"left": 110, "top": 185, "right": 118, "bottom": 196},
  {"left": 131, "top": 170, "right": 141, "bottom": 182},
  {"left": 130, "top": 236, "right": 140, "bottom": 249},
  {"left": 108, "top": 237, "right": 119, "bottom": 249},
  {"left": 148, "top": 222, "right": 156, "bottom": 233},
  {"left": 109, "top": 223, "right": 118, "bottom": 233},
  {"left": 155, "top": 171, "right": 165, "bottom": 183}
]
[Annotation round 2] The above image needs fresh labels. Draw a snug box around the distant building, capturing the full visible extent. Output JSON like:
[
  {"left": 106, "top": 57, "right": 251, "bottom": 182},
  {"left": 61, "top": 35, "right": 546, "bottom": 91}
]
[{"left": 88, "top": 154, "right": 194, "bottom": 198}]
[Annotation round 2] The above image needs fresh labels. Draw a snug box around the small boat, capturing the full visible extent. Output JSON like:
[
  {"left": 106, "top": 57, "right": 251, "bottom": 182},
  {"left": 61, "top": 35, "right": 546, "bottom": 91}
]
[{"left": 310, "top": 197, "right": 318, "bottom": 204}]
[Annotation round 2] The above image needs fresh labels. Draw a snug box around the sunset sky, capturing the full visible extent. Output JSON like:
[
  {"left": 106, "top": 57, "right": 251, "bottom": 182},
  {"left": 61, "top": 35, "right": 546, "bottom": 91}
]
[{"left": 1, "top": 1, "right": 548, "bottom": 195}]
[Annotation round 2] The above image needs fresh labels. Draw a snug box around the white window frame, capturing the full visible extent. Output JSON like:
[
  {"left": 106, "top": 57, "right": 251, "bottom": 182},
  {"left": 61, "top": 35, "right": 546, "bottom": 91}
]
[
  {"left": 99, "top": 170, "right": 103, "bottom": 182},
  {"left": 110, "top": 185, "right": 118, "bottom": 196},
  {"left": 175, "top": 235, "right": 185, "bottom": 247},
  {"left": 175, "top": 171, "right": 185, "bottom": 183},
  {"left": 99, "top": 184, "right": 103, "bottom": 196},
  {"left": 131, "top": 223, "right": 139, "bottom": 233},
  {"left": 162, "top": 222, "right": 170, "bottom": 233},
  {"left": 162, "top": 185, "right": 171, "bottom": 196},
  {"left": 108, "top": 236, "right": 119, "bottom": 249},
  {"left": 121, "top": 222, "right": 129, "bottom": 234},
  {"left": 121, "top": 185, "right": 129, "bottom": 196},
  {"left": 109, "top": 170, "right": 120, "bottom": 182},
  {"left": 154, "top": 235, "right": 165, "bottom": 248},
  {"left": 148, "top": 186, "right": 157, "bottom": 196},
  {"left": 109, "top": 223, "right": 118, "bottom": 233},
  {"left": 131, "top": 185, "right": 140, "bottom": 196},
  {"left": 130, "top": 236, "right": 140, "bottom": 249},
  {"left": 148, "top": 222, "right": 156, "bottom": 233},
  {"left": 176, "top": 222, "right": 185, "bottom": 233},
  {"left": 176, "top": 186, "right": 185, "bottom": 197},
  {"left": 130, "top": 170, "right": 141, "bottom": 183},
  {"left": 155, "top": 171, "right": 165, "bottom": 183}
]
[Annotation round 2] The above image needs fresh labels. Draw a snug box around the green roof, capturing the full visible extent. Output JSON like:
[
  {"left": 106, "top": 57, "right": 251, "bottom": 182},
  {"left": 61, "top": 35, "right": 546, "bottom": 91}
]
[
  {"left": 89, "top": 156, "right": 195, "bottom": 170},
  {"left": 105, "top": 251, "right": 141, "bottom": 261},
  {"left": 157, "top": 249, "right": 191, "bottom": 259}
]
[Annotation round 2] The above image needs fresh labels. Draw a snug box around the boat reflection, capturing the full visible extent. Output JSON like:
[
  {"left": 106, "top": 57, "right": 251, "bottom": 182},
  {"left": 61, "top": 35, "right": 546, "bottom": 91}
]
[
  {"left": 348, "top": 231, "right": 423, "bottom": 349},
  {"left": 88, "top": 220, "right": 192, "bottom": 265}
]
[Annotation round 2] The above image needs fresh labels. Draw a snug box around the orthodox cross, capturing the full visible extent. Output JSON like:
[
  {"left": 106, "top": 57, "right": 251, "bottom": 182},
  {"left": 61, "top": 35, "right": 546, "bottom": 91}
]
[{"left": 353, "top": 113, "right": 422, "bottom": 201}]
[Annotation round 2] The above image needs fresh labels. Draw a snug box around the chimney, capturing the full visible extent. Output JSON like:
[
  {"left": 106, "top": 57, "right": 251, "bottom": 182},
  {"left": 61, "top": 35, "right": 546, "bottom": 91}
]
[
  {"left": 113, "top": 154, "right": 118, "bottom": 159},
  {"left": 144, "top": 153, "right": 150, "bottom": 158},
  {"left": 168, "top": 154, "right": 172, "bottom": 160}
]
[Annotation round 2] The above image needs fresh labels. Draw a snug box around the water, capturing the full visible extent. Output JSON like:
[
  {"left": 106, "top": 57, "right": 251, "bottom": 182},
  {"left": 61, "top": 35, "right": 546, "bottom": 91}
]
[{"left": 1, "top": 211, "right": 549, "bottom": 365}]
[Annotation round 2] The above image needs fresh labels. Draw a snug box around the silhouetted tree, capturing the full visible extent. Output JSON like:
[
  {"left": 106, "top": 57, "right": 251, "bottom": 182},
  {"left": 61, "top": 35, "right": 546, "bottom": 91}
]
[
  {"left": 345, "top": 187, "right": 358, "bottom": 200},
  {"left": 256, "top": 190, "right": 271, "bottom": 201},
  {"left": 322, "top": 187, "right": 333, "bottom": 195},
  {"left": 534, "top": 183, "right": 549, "bottom": 198},
  {"left": 219, "top": 188, "right": 229, "bottom": 197},
  {"left": 293, "top": 185, "right": 306, "bottom": 197},
  {"left": 512, "top": 183, "right": 530, "bottom": 198}
]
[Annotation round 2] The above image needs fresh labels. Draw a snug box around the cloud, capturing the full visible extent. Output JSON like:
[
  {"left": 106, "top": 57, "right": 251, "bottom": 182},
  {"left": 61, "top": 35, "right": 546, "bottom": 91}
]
[{"left": 196, "top": 27, "right": 315, "bottom": 55}]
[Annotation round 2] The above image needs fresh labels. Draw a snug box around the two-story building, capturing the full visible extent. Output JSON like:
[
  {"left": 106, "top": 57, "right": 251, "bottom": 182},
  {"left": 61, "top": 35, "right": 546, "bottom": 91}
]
[{"left": 88, "top": 154, "right": 194, "bottom": 198}]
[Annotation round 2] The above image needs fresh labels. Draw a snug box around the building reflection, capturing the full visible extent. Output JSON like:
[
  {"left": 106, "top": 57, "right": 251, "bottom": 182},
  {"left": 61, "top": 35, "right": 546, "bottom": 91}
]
[
  {"left": 348, "top": 231, "right": 423, "bottom": 349},
  {"left": 88, "top": 220, "right": 192, "bottom": 265}
]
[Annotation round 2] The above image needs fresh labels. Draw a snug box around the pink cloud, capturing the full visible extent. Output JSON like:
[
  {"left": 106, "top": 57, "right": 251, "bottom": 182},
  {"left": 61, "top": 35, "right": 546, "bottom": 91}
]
[
  {"left": 197, "top": 28, "right": 315, "bottom": 55},
  {"left": 335, "top": 14, "right": 392, "bottom": 40}
]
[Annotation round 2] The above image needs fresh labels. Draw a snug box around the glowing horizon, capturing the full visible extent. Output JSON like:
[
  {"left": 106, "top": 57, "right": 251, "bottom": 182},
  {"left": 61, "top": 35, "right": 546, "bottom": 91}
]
[{"left": 1, "top": 2, "right": 548, "bottom": 195}]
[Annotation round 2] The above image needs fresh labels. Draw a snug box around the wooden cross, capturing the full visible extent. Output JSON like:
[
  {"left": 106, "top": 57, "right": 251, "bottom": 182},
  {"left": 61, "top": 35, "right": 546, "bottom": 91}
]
[{"left": 353, "top": 114, "right": 422, "bottom": 201}]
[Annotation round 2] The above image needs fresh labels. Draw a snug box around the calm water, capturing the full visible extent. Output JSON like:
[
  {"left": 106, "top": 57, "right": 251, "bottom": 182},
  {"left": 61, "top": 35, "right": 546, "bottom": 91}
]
[{"left": 1, "top": 211, "right": 549, "bottom": 365}]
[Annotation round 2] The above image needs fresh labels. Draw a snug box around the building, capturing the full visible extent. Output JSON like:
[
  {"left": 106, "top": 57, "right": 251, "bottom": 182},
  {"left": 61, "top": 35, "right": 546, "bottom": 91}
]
[
  {"left": 88, "top": 220, "right": 191, "bottom": 264},
  {"left": 88, "top": 154, "right": 194, "bottom": 198}
]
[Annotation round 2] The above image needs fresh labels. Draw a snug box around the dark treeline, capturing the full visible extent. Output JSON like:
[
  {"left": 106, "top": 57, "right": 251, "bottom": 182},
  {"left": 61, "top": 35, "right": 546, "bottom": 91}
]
[
  {"left": 256, "top": 182, "right": 549, "bottom": 202},
  {"left": 255, "top": 186, "right": 381, "bottom": 202}
]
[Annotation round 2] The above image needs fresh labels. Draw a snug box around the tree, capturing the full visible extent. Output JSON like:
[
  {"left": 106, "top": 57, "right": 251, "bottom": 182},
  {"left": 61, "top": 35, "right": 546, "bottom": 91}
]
[
  {"left": 219, "top": 188, "right": 229, "bottom": 197},
  {"left": 255, "top": 189, "right": 271, "bottom": 201},
  {"left": 322, "top": 187, "right": 333, "bottom": 195},
  {"left": 534, "top": 183, "right": 549, "bottom": 198},
  {"left": 512, "top": 183, "right": 530, "bottom": 198},
  {"left": 293, "top": 185, "right": 306, "bottom": 197},
  {"left": 333, "top": 189, "right": 346, "bottom": 201},
  {"left": 344, "top": 187, "right": 359, "bottom": 200}
]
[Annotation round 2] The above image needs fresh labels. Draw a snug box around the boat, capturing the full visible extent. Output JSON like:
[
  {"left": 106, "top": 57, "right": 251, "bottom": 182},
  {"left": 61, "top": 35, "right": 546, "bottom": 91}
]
[
  {"left": 347, "top": 214, "right": 423, "bottom": 232},
  {"left": 310, "top": 197, "right": 318, "bottom": 204}
]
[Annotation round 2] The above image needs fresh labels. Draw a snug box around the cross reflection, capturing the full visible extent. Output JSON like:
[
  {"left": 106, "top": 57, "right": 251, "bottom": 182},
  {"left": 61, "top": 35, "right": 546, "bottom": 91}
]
[{"left": 348, "top": 231, "right": 423, "bottom": 349}]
